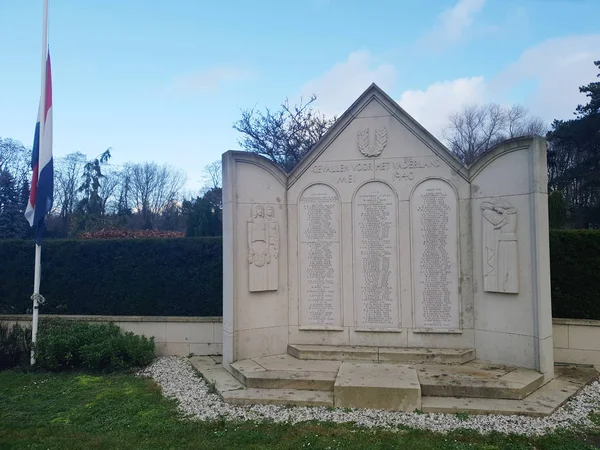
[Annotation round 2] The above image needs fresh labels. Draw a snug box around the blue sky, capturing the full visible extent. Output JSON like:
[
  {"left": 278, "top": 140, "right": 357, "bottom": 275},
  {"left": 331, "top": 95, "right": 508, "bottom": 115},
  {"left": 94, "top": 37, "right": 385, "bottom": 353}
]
[{"left": 1, "top": 0, "right": 599, "bottom": 192}]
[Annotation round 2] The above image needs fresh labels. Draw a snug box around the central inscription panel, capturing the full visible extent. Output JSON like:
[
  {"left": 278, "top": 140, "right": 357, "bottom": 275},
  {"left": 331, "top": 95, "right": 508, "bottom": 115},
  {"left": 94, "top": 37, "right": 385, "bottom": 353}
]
[
  {"left": 299, "top": 184, "right": 342, "bottom": 328},
  {"left": 353, "top": 181, "right": 400, "bottom": 330},
  {"left": 411, "top": 179, "right": 460, "bottom": 331}
]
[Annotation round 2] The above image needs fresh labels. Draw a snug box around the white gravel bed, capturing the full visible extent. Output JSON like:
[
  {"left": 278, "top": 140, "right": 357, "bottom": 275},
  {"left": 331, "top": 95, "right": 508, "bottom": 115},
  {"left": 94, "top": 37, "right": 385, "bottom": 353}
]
[{"left": 137, "top": 356, "right": 600, "bottom": 436}]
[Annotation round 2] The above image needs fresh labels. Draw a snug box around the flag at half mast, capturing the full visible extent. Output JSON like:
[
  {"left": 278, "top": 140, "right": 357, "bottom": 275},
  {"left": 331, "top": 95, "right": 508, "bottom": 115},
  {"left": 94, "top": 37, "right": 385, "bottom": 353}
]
[{"left": 24, "top": 50, "right": 54, "bottom": 244}]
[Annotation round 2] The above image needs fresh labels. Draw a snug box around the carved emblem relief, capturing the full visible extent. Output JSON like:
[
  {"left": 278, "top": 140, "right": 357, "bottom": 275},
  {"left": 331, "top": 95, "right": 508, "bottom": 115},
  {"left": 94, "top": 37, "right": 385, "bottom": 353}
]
[
  {"left": 357, "top": 125, "right": 387, "bottom": 157},
  {"left": 482, "top": 199, "right": 519, "bottom": 294},
  {"left": 248, "top": 203, "right": 279, "bottom": 292}
]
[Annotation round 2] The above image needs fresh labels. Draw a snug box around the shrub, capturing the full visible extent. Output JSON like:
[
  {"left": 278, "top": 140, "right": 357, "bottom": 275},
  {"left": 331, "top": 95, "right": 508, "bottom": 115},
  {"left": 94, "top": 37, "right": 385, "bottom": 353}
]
[
  {"left": 0, "top": 237, "right": 222, "bottom": 316},
  {"left": 0, "top": 323, "right": 31, "bottom": 369},
  {"left": 34, "top": 318, "right": 155, "bottom": 372},
  {"left": 550, "top": 230, "right": 600, "bottom": 320}
]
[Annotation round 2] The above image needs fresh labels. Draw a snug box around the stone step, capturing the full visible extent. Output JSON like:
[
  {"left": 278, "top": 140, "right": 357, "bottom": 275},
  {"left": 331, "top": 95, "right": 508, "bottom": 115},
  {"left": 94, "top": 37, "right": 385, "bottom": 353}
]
[
  {"left": 243, "top": 370, "right": 337, "bottom": 391},
  {"left": 288, "top": 344, "right": 475, "bottom": 365},
  {"left": 422, "top": 396, "right": 552, "bottom": 417},
  {"left": 189, "top": 356, "right": 245, "bottom": 393},
  {"left": 422, "top": 366, "right": 599, "bottom": 416},
  {"left": 417, "top": 363, "right": 545, "bottom": 400},
  {"left": 230, "top": 355, "right": 340, "bottom": 389},
  {"left": 334, "top": 361, "right": 422, "bottom": 412},
  {"left": 222, "top": 388, "right": 334, "bottom": 407},
  {"left": 288, "top": 344, "right": 378, "bottom": 361}
]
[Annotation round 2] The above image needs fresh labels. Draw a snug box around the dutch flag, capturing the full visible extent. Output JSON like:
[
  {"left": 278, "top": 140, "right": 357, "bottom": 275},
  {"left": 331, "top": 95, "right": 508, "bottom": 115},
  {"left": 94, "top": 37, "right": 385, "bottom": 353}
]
[{"left": 24, "top": 50, "right": 53, "bottom": 244}]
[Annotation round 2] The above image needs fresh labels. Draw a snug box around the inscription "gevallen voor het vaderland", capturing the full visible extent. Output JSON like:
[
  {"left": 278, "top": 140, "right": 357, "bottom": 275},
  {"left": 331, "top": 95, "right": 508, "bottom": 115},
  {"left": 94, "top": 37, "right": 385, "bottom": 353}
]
[{"left": 311, "top": 157, "right": 442, "bottom": 184}]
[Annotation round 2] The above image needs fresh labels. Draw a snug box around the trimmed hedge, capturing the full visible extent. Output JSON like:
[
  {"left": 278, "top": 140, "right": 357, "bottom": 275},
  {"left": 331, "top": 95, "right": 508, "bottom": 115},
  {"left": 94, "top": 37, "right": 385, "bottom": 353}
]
[
  {"left": 0, "top": 238, "right": 222, "bottom": 316},
  {"left": 549, "top": 230, "right": 600, "bottom": 320},
  {"left": 0, "top": 231, "right": 599, "bottom": 320}
]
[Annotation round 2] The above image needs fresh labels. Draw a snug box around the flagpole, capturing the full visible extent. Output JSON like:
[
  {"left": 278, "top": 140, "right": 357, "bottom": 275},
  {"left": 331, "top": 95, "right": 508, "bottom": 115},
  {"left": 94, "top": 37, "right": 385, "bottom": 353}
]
[{"left": 31, "top": 0, "right": 49, "bottom": 366}]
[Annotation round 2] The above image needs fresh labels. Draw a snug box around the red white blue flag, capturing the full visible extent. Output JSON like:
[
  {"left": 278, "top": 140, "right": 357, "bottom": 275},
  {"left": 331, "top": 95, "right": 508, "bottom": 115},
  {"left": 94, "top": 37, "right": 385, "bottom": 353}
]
[{"left": 24, "top": 50, "right": 54, "bottom": 244}]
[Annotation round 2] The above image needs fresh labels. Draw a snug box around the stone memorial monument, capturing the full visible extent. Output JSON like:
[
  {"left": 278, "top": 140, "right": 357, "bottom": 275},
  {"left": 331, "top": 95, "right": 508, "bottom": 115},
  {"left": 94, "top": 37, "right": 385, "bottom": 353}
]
[{"left": 211, "top": 84, "right": 573, "bottom": 413}]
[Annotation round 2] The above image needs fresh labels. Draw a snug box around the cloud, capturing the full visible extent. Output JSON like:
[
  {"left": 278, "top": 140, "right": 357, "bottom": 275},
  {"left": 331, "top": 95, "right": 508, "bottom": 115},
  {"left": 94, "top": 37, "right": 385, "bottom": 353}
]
[
  {"left": 490, "top": 34, "right": 600, "bottom": 122},
  {"left": 398, "top": 77, "right": 487, "bottom": 139},
  {"left": 171, "top": 65, "right": 254, "bottom": 94},
  {"left": 297, "top": 34, "right": 600, "bottom": 143},
  {"left": 399, "top": 34, "right": 600, "bottom": 140},
  {"left": 420, "top": 0, "right": 486, "bottom": 50},
  {"left": 300, "top": 51, "right": 397, "bottom": 117}
]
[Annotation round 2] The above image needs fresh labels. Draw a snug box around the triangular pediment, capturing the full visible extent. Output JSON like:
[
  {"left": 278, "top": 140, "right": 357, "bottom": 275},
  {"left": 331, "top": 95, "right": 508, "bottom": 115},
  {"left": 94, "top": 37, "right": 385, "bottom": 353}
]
[{"left": 288, "top": 83, "right": 468, "bottom": 187}]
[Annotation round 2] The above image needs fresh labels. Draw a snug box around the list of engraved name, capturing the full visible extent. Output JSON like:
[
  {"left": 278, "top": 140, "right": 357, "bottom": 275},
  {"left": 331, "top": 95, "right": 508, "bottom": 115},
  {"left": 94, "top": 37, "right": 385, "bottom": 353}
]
[
  {"left": 355, "top": 186, "right": 397, "bottom": 327},
  {"left": 300, "top": 189, "right": 340, "bottom": 326},
  {"left": 417, "top": 188, "right": 453, "bottom": 328}
]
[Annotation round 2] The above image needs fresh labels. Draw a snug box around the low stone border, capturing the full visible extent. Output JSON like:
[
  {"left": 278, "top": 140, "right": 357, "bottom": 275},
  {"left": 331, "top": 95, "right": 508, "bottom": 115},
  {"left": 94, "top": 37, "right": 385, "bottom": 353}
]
[{"left": 137, "top": 356, "right": 600, "bottom": 436}]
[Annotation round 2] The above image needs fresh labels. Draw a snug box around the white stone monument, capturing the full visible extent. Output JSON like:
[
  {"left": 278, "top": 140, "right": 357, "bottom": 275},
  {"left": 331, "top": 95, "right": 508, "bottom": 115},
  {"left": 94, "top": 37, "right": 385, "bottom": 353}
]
[{"left": 222, "top": 84, "right": 553, "bottom": 380}]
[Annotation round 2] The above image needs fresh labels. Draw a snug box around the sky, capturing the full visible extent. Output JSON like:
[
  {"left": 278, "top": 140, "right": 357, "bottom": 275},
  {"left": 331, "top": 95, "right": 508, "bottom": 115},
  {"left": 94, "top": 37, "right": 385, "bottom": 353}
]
[{"left": 0, "top": 0, "right": 599, "bottom": 192}]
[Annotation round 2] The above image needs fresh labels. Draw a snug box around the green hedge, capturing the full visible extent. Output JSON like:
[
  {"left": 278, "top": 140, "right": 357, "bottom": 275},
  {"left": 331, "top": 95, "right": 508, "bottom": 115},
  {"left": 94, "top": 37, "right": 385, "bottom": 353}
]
[
  {"left": 0, "top": 232, "right": 599, "bottom": 320},
  {"left": 0, "top": 238, "right": 222, "bottom": 316},
  {"left": 550, "top": 230, "right": 600, "bottom": 320}
]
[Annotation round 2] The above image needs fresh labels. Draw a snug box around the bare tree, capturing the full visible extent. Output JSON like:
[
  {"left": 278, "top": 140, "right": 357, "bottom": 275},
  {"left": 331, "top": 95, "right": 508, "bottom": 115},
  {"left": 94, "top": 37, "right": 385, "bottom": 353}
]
[
  {"left": 505, "top": 104, "right": 547, "bottom": 138},
  {"left": 0, "top": 137, "right": 31, "bottom": 187},
  {"left": 126, "top": 162, "right": 186, "bottom": 228},
  {"left": 98, "top": 168, "right": 122, "bottom": 215},
  {"left": 54, "top": 152, "right": 86, "bottom": 218},
  {"left": 443, "top": 104, "right": 547, "bottom": 165},
  {"left": 233, "top": 94, "right": 336, "bottom": 172},
  {"left": 202, "top": 160, "right": 221, "bottom": 189}
]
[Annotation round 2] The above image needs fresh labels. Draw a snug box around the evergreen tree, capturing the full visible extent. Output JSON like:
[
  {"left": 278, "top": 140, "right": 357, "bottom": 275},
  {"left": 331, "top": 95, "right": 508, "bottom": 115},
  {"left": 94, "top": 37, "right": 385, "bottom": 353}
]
[
  {"left": 548, "top": 190, "right": 568, "bottom": 229},
  {"left": 547, "top": 60, "right": 600, "bottom": 228},
  {"left": 183, "top": 196, "right": 222, "bottom": 237},
  {"left": 77, "top": 149, "right": 111, "bottom": 216},
  {"left": 73, "top": 149, "right": 111, "bottom": 234},
  {"left": 0, "top": 170, "right": 28, "bottom": 238}
]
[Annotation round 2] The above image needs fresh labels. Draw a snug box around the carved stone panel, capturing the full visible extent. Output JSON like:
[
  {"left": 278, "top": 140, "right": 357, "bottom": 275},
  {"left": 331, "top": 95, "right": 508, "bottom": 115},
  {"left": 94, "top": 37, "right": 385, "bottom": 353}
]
[
  {"left": 248, "top": 203, "right": 279, "bottom": 292},
  {"left": 411, "top": 179, "right": 460, "bottom": 331},
  {"left": 299, "top": 184, "right": 342, "bottom": 328},
  {"left": 482, "top": 199, "right": 519, "bottom": 294},
  {"left": 353, "top": 181, "right": 400, "bottom": 330},
  {"left": 357, "top": 126, "right": 387, "bottom": 157}
]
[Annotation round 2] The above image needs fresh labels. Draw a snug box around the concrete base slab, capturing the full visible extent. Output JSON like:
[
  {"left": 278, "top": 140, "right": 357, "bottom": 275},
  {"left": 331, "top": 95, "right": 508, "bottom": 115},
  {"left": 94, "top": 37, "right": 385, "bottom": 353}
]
[
  {"left": 334, "top": 362, "right": 421, "bottom": 412},
  {"left": 191, "top": 353, "right": 598, "bottom": 416},
  {"left": 222, "top": 388, "right": 333, "bottom": 407},
  {"left": 288, "top": 344, "right": 475, "bottom": 364}
]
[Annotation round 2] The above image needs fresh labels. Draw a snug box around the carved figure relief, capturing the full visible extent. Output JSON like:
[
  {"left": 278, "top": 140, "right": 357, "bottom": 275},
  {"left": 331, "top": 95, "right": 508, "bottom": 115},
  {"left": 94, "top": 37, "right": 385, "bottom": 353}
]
[
  {"left": 482, "top": 199, "right": 519, "bottom": 293},
  {"left": 248, "top": 204, "right": 279, "bottom": 292},
  {"left": 357, "top": 125, "right": 387, "bottom": 157}
]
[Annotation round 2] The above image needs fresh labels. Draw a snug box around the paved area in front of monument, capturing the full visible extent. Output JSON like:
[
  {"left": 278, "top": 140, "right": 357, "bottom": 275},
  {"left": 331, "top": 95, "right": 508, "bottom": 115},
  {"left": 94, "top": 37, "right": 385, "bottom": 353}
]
[{"left": 190, "top": 346, "right": 598, "bottom": 417}]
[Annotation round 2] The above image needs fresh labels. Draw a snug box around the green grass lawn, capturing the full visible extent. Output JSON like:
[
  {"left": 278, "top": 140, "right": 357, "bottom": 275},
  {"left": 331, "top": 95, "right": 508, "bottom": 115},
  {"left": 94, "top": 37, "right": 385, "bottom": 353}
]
[{"left": 1, "top": 369, "right": 600, "bottom": 450}]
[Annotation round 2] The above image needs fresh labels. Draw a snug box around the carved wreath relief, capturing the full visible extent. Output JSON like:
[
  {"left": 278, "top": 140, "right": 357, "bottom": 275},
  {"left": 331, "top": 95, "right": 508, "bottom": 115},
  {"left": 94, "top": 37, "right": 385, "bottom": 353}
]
[
  {"left": 248, "top": 203, "right": 279, "bottom": 292},
  {"left": 357, "top": 125, "right": 387, "bottom": 157},
  {"left": 482, "top": 199, "right": 519, "bottom": 294}
]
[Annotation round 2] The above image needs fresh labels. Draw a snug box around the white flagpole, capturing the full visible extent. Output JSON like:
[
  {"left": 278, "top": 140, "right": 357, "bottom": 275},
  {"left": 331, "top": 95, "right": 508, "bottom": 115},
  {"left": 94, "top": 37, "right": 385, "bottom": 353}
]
[{"left": 31, "top": 0, "right": 49, "bottom": 366}]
